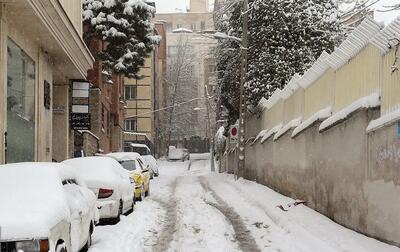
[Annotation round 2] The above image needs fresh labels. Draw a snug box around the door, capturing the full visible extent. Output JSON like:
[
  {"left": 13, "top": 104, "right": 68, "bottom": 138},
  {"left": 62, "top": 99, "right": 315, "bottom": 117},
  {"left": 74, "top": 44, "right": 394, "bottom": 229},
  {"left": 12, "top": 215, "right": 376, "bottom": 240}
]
[{"left": 6, "top": 39, "right": 36, "bottom": 163}]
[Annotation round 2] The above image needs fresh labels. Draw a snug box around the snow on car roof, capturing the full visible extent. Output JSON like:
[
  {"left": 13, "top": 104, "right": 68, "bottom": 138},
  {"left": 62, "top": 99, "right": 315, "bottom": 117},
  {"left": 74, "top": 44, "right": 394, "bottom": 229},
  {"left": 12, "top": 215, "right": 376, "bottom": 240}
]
[
  {"left": 63, "top": 156, "right": 129, "bottom": 188},
  {"left": 130, "top": 143, "right": 151, "bottom": 151},
  {"left": 0, "top": 163, "right": 74, "bottom": 240},
  {"left": 106, "top": 152, "right": 141, "bottom": 161}
]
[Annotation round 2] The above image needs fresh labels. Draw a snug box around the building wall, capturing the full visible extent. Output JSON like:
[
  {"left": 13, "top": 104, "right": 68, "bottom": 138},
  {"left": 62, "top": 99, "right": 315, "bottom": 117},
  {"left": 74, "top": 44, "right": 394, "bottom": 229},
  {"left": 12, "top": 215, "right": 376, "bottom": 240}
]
[
  {"left": 155, "top": 13, "right": 214, "bottom": 32},
  {"left": 283, "top": 88, "right": 304, "bottom": 123},
  {"left": 52, "top": 84, "right": 70, "bottom": 162},
  {"left": 59, "top": 0, "right": 83, "bottom": 35},
  {"left": 223, "top": 18, "right": 400, "bottom": 246},
  {"left": 303, "top": 69, "right": 335, "bottom": 119},
  {"left": 381, "top": 49, "right": 400, "bottom": 115},
  {"left": 334, "top": 45, "right": 381, "bottom": 111},
  {"left": 124, "top": 56, "right": 154, "bottom": 147}
]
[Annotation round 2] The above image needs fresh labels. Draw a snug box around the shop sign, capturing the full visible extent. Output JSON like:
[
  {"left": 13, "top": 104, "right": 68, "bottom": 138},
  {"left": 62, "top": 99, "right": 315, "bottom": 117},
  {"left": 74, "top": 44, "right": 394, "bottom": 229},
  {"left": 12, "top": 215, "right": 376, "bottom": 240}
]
[
  {"left": 71, "top": 113, "right": 91, "bottom": 130},
  {"left": 71, "top": 80, "right": 91, "bottom": 130}
]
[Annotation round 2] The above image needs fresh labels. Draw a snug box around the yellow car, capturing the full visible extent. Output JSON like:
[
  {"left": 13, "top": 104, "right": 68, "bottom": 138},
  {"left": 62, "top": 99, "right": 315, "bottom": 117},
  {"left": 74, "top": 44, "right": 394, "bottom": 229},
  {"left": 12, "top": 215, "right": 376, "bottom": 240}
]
[{"left": 105, "top": 152, "right": 151, "bottom": 202}]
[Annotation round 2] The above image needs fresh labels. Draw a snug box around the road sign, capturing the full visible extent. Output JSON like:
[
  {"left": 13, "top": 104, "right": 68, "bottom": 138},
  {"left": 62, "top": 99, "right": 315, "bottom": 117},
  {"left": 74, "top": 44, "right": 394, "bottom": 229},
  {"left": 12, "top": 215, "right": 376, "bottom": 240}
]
[{"left": 230, "top": 125, "right": 238, "bottom": 144}]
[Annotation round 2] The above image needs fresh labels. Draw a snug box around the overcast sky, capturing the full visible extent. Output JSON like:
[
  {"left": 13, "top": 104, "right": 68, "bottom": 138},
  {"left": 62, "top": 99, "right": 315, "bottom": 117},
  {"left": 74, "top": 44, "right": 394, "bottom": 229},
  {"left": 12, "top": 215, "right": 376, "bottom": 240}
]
[{"left": 153, "top": 0, "right": 399, "bottom": 24}]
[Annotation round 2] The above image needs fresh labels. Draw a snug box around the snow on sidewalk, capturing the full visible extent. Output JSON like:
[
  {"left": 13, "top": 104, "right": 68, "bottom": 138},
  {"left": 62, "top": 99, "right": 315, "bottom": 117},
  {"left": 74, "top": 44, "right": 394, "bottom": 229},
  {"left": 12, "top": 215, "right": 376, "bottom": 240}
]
[
  {"left": 88, "top": 159, "right": 400, "bottom": 252},
  {"left": 204, "top": 173, "right": 400, "bottom": 252}
]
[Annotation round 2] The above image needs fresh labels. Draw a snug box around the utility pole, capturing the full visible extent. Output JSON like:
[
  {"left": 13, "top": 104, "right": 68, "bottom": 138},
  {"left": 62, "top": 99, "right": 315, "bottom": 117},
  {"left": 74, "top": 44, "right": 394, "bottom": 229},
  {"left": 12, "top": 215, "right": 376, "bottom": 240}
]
[
  {"left": 205, "top": 85, "right": 215, "bottom": 172},
  {"left": 236, "top": 0, "right": 248, "bottom": 179}
]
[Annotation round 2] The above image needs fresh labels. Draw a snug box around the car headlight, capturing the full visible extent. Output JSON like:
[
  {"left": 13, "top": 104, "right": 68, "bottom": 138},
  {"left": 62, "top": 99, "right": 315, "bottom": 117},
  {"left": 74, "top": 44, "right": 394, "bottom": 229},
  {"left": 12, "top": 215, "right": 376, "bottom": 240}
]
[{"left": 15, "top": 240, "right": 40, "bottom": 251}]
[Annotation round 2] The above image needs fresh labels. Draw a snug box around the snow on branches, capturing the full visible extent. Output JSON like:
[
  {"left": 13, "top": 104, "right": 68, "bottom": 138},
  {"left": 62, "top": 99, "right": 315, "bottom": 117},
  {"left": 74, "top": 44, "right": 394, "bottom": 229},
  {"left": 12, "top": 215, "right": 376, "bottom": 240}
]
[
  {"left": 83, "top": 0, "right": 161, "bottom": 77},
  {"left": 246, "top": 0, "right": 342, "bottom": 106}
]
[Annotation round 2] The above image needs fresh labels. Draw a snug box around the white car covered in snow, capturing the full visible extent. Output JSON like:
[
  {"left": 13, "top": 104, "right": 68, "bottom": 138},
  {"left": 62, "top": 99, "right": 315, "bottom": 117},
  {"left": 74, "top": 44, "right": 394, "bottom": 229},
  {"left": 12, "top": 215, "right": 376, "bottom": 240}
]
[
  {"left": 63, "top": 157, "right": 135, "bottom": 222},
  {"left": 142, "top": 155, "right": 159, "bottom": 178},
  {"left": 0, "top": 163, "right": 97, "bottom": 252}
]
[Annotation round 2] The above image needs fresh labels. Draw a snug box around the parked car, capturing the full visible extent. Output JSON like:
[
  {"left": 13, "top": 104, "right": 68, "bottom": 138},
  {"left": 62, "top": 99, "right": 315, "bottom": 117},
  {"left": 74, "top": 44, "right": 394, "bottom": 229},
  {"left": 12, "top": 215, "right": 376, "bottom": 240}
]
[
  {"left": 142, "top": 155, "right": 159, "bottom": 178},
  {"left": 63, "top": 156, "right": 135, "bottom": 222},
  {"left": 168, "top": 147, "right": 190, "bottom": 162},
  {"left": 0, "top": 163, "right": 97, "bottom": 252},
  {"left": 106, "top": 152, "right": 151, "bottom": 201},
  {"left": 127, "top": 143, "right": 151, "bottom": 155}
]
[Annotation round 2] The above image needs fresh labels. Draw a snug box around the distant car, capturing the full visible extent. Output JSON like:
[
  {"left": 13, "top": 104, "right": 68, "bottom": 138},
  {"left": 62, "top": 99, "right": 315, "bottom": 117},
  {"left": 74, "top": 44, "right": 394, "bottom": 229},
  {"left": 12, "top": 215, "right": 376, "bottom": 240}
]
[
  {"left": 168, "top": 148, "right": 190, "bottom": 162},
  {"left": 142, "top": 155, "right": 159, "bottom": 178},
  {"left": 0, "top": 163, "right": 97, "bottom": 252},
  {"left": 127, "top": 143, "right": 151, "bottom": 155},
  {"left": 106, "top": 152, "right": 151, "bottom": 201},
  {"left": 63, "top": 157, "right": 135, "bottom": 222}
]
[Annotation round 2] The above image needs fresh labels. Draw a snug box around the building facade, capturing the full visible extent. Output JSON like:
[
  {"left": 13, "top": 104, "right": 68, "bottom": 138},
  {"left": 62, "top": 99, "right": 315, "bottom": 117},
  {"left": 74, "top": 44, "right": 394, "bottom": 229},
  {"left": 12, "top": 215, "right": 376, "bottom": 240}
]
[
  {"left": 0, "top": 0, "right": 94, "bottom": 164},
  {"left": 155, "top": 0, "right": 217, "bottom": 153}
]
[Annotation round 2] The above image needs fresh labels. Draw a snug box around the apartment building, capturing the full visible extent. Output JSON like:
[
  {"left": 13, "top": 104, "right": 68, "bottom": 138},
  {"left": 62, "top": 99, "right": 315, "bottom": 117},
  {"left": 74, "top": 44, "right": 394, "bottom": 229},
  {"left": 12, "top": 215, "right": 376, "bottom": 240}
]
[
  {"left": 155, "top": 0, "right": 217, "bottom": 152},
  {"left": 0, "top": 0, "right": 94, "bottom": 164}
]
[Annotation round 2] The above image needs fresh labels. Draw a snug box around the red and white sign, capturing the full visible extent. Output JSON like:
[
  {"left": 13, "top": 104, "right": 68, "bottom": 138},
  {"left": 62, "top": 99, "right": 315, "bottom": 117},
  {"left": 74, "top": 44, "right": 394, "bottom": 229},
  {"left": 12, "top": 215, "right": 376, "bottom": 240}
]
[{"left": 230, "top": 125, "right": 238, "bottom": 144}]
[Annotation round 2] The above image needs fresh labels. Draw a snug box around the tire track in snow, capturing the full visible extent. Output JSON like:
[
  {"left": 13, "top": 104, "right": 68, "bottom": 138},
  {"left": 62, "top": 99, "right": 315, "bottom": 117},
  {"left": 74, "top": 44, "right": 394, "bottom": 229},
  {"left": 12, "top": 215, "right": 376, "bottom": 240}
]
[
  {"left": 199, "top": 177, "right": 261, "bottom": 252},
  {"left": 150, "top": 178, "right": 179, "bottom": 252}
]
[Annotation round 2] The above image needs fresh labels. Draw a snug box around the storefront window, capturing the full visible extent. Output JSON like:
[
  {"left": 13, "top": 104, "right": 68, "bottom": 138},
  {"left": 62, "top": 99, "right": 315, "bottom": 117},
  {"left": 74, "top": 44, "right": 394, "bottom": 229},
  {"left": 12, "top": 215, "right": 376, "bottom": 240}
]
[{"left": 6, "top": 39, "right": 36, "bottom": 163}]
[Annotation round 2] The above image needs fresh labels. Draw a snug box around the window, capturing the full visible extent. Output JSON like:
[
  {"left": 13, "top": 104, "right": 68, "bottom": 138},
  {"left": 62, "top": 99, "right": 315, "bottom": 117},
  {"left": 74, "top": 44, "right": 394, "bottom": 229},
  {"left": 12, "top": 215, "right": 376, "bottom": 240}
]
[
  {"left": 200, "top": 21, "right": 206, "bottom": 31},
  {"left": 177, "top": 24, "right": 182, "bottom": 29},
  {"left": 6, "top": 39, "right": 36, "bottom": 163},
  {"left": 190, "top": 24, "right": 197, "bottom": 31},
  {"left": 125, "top": 118, "right": 137, "bottom": 132},
  {"left": 168, "top": 46, "right": 179, "bottom": 55},
  {"left": 125, "top": 85, "right": 137, "bottom": 100}
]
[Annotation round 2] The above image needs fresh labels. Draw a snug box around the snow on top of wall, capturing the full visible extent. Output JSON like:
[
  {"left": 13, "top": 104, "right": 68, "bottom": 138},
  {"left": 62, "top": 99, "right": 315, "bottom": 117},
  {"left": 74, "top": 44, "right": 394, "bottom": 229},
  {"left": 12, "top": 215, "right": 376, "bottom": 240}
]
[
  {"left": 292, "top": 106, "right": 332, "bottom": 138},
  {"left": 273, "top": 117, "right": 302, "bottom": 141},
  {"left": 252, "top": 129, "right": 268, "bottom": 145},
  {"left": 367, "top": 108, "right": 400, "bottom": 132},
  {"left": 265, "top": 88, "right": 282, "bottom": 110},
  {"left": 371, "top": 16, "right": 400, "bottom": 54},
  {"left": 327, "top": 17, "right": 382, "bottom": 70},
  {"left": 256, "top": 97, "right": 269, "bottom": 111},
  {"left": 298, "top": 51, "right": 330, "bottom": 89},
  {"left": 319, "top": 93, "right": 380, "bottom": 131},
  {"left": 287, "top": 74, "right": 302, "bottom": 93},
  {"left": 260, "top": 123, "right": 283, "bottom": 144},
  {"left": 172, "top": 28, "right": 193, "bottom": 33}
]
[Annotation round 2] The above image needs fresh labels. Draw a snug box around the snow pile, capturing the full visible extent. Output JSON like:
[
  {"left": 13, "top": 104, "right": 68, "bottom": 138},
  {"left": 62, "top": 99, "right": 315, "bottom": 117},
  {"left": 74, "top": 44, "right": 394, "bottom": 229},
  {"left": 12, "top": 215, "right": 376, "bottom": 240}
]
[
  {"left": 215, "top": 126, "right": 226, "bottom": 151},
  {"left": 206, "top": 174, "right": 400, "bottom": 252},
  {"left": 367, "top": 108, "right": 400, "bottom": 132},
  {"left": 0, "top": 163, "right": 74, "bottom": 240},
  {"left": 319, "top": 93, "right": 380, "bottom": 131},
  {"left": 292, "top": 106, "right": 333, "bottom": 137},
  {"left": 260, "top": 123, "right": 283, "bottom": 143},
  {"left": 273, "top": 117, "right": 302, "bottom": 141}
]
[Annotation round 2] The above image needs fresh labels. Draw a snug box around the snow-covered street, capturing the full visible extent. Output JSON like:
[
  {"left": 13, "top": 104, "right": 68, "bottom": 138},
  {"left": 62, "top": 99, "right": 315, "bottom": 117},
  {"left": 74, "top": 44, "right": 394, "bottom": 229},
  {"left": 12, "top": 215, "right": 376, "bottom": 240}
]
[{"left": 87, "top": 159, "right": 400, "bottom": 252}]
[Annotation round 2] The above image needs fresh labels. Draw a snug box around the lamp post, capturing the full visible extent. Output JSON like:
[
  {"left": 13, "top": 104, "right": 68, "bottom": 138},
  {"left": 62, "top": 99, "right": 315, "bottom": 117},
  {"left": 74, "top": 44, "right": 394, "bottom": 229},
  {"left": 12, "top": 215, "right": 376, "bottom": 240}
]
[{"left": 213, "top": 0, "right": 248, "bottom": 178}]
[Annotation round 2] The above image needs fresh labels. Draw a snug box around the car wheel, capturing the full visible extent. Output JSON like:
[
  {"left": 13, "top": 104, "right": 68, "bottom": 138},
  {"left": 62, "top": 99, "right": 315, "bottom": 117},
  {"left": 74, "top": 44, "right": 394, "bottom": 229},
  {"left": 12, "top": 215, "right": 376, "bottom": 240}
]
[
  {"left": 81, "top": 230, "right": 92, "bottom": 252},
  {"left": 55, "top": 241, "right": 67, "bottom": 252}
]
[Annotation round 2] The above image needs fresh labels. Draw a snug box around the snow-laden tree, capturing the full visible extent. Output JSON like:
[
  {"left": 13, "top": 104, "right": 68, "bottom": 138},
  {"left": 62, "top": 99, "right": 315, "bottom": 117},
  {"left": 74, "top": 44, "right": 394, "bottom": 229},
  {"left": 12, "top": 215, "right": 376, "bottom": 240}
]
[
  {"left": 214, "top": 0, "right": 242, "bottom": 126},
  {"left": 246, "top": 0, "right": 341, "bottom": 105},
  {"left": 162, "top": 35, "right": 199, "bottom": 148},
  {"left": 83, "top": 0, "right": 160, "bottom": 77}
]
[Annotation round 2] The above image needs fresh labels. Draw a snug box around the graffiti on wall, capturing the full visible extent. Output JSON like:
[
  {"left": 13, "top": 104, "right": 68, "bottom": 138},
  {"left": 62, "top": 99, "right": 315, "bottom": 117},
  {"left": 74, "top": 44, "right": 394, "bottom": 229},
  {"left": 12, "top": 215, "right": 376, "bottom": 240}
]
[{"left": 376, "top": 144, "right": 400, "bottom": 168}]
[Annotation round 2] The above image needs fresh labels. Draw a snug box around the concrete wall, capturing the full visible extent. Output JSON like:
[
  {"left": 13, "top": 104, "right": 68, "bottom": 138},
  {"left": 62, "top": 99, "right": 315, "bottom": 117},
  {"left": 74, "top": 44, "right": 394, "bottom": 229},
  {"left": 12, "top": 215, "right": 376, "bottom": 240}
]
[{"left": 231, "top": 108, "right": 400, "bottom": 246}]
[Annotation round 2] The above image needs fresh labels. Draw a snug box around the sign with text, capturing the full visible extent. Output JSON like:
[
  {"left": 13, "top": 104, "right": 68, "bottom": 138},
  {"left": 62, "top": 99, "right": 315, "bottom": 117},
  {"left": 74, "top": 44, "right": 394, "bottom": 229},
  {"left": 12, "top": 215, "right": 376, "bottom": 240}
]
[
  {"left": 71, "top": 113, "right": 91, "bottom": 130},
  {"left": 71, "top": 80, "right": 91, "bottom": 130}
]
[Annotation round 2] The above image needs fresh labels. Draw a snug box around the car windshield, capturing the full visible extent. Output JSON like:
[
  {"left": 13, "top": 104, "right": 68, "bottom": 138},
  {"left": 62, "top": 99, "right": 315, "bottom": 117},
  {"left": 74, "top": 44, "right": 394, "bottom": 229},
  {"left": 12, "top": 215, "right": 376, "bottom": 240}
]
[{"left": 119, "top": 160, "right": 136, "bottom": 171}]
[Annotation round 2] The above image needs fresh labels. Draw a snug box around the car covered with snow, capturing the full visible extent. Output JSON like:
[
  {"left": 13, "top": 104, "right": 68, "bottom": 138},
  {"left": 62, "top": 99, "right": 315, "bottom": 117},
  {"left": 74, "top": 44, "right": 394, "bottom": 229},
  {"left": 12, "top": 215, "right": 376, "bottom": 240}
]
[
  {"left": 168, "top": 147, "right": 190, "bottom": 162},
  {"left": 142, "top": 155, "right": 159, "bottom": 178},
  {"left": 63, "top": 157, "right": 135, "bottom": 222},
  {"left": 106, "top": 152, "right": 151, "bottom": 201},
  {"left": 0, "top": 163, "right": 97, "bottom": 252}
]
